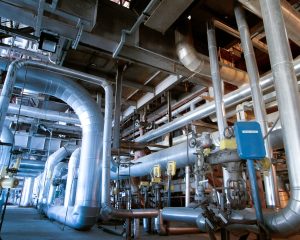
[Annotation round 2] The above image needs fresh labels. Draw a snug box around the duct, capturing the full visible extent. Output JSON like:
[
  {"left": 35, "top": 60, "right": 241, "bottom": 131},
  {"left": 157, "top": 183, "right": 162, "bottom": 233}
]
[
  {"left": 113, "top": 0, "right": 160, "bottom": 58},
  {"left": 20, "top": 177, "right": 34, "bottom": 207},
  {"left": 0, "top": 58, "right": 112, "bottom": 230},
  {"left": 38, "top": 145, "right": 76, "bottom": 205},
  {"left": 47, "top": 162, "right": 68, "bottom": 205},
  {"left": 111, "top": 140, "right": 196, "bottom": 179},
  {"left": 135, "top": 57, "right": 300, "bottom": 143},
  {"left": 175, "top": 26, "right": 249, "bottom": 87},
  {"left": 234, "top": 4, "right": 279, "bottom": 208},
  {"left": 0, "top": 125, "right": 13, "bottom": 173},
  {"left": 258, "top": 0, "right": 300, "bottom": 236},
  {"left": 64, "top": 148, "right": 81, "bottom": 207},
  {"left": 7, "top": 103, "right": 80, "bottom": 125},
  {"left": 238, "top": 0, "right": 300, "bottom": 46}
]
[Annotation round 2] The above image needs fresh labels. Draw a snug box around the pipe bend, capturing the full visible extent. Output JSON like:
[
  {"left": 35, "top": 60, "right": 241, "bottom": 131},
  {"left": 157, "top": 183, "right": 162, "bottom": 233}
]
[{"left": 47, "top": 206, "right": 99, "bottom": 231}]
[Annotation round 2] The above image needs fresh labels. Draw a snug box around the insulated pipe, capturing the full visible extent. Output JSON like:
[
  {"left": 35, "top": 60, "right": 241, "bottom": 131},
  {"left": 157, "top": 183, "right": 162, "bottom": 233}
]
[
  {"left": 234, "top": 4, "right": 279, "bottom": 208},
  {"left": 47, "top": 162, "right": 68, "bottom": 205},
  {"left": 207, "top": 20, "right": 234, "bottom": 198},
  {"left": 207, "top": 20, "right": 227, "bottom": 141},
  {"left": 111, "top": 140, "right": 197, "bottom": 179},
  {"left": 7, "top": 103, "right": 80, "bottom": 125},
  {"left": 20, "top": 177, "right": 34, "bottom": 207},
  {"left": 135, "top": 57, "right": 300, "bottom": 143},
  {"left": 38, "top": 145, "right": 76, "bottom": 205},
  {"left": 175, "top": 26, "right": 249, "bottom": 86},
  {"left": 259, "top": 0, "right": 300, "bottom": 236},
  {"left": 0, "top": 125, "right": 13, "bottom": 173},
  {"left": 64, "top": 148, "right": 80, "bottom": 207},
  {"left": 19, "top": 160, "right": 45, "bottom": 170},
  {"left": 239, "top": 0, "right": 300, "bottom": 46},
  {"left": 0, "top": 58, "right": 112, "bottom": 230}
]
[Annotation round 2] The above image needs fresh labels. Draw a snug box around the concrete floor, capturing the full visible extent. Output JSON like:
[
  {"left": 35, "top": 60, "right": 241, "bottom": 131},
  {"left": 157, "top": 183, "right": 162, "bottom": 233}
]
[
  {"left": 0, "top": 206, "right": 206, "bottom": 240},
  {"left": 2, "top": 206, "right": 300, "bottom": 240}
]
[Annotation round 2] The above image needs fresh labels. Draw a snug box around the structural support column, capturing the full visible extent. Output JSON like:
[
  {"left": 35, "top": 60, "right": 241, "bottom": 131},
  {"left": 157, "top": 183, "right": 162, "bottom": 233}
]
[
  {"left": 234, "top": 4, "right": 279, "bottom": 208},
  {"left": 259, "top": 0, "right": 300, "bottom": 235}
]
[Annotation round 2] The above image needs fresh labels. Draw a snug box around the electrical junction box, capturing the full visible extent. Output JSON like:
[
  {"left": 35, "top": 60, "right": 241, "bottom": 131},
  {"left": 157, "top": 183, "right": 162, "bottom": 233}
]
[{"left": 234, "top": 121, "right": 266, "bottom": 160}]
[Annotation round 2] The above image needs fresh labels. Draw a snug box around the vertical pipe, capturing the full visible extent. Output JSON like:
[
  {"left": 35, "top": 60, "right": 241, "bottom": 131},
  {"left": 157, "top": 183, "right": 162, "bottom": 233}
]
[
  {"left": 185, "top": 165, "right": 190, "bottom": 207},
  {"left": 246, "top": 160, "right": 264, "bottom": 223},
  {"left": 167, "top": 91, "right": 173, "bottom": 147},
  {"left": 206, "top": 20, "right": 231, "bottom": 192},
  {"left": 20, "top": 177, "right": 34, "bottom": 207},
  {"left": 234, "top": 4, "right": 279, "bottom": 208},
  {"left": 259, "top": 0, "right": 300, "bottom": 235},
  {"left": 113, "top": 64, "right": 124, "bottom": 149}
]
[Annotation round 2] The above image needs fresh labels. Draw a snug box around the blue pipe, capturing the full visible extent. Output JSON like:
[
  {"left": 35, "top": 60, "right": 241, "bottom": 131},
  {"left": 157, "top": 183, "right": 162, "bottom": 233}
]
[{"left": 246, "top": 159, "right": 264, "bottom": 223}]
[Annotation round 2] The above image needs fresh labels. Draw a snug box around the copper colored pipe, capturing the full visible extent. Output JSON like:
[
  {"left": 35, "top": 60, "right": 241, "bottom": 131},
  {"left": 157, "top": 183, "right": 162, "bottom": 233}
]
[
  {"left": 111, "top": 209, "right": 159, "bottom": 218},
  {"left": 166, "top": 227, "right": 201, "bottom": 235}
]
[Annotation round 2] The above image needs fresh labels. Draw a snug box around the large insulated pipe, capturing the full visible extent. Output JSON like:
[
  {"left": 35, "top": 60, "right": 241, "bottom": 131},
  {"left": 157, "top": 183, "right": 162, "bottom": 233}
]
[
  {"left": 47, "top": 162, "right": 68, "bottom": 205},
  {"left": 0, "top": 125, "right": 13, "bottom": 173},
  {"left": 175, "top": 25, "right": 249, "bottom": 86},
  {"left": 111, "top": 140, "right": 197, "bottom": 179},
  {"left": 0, "top": 58, "right": 113, "bottom": 230},
  {"left": 258, "top": 0, "right": 300, "bottom": 236},
  {"left": 135, "top": 57, "right": 300, "bottom": 143},
  {"left": 64, "top": 148, "right": 80, "bottom": 207},
  {"left": 7, "top": 104, "right": 80, "bottom": 125},
  {"left": 234, "top": 4, "right": 279, "bottom": 208},
  {"left": 20, "top": 177, "right": 34, "bottom": 207},
  {"left": 38, "top": 145, "right": 76, "bottom": 205},
  {"left": 239, "top": 0, "right": 300, "bottom": 46}
]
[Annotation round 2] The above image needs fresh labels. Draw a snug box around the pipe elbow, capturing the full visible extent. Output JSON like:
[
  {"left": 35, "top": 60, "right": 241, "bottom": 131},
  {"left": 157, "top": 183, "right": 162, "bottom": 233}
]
[{"left": 47, "top": 206, "right": 99, "bottom": 231}]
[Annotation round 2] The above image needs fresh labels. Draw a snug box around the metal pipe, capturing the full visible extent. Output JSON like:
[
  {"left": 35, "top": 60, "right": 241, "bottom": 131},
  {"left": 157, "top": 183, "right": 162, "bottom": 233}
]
[
  {"left": 110, "top": 209, "right": 159, "bottom": 218},
  {"left": 246, "top": 159, "right": 264, "bottom": 223},
  {"left": 112, "top": 64, "right": 123, "bottom": 149},
  {"left": 239, "top": 0, "right": 300, "bottom": 46},
  {"left": 135, "top": 57, "right": 300, "bottom": 143},
  {"left": 64, "top": 148, "right": 80, "bottom": 207},
  {"left": 111, "top": 140, "right": 197, "bottom": 179},
  {"left": 234, "top": 4, "right": 279, "bottom": 208},
  {"left": 38, "top": 145, "right": 76, "bottom": 205},
  {"left": 258, "top": 0, "right": 300, "bottom": 236},
  {"left": 20, "top": 177, "right": 34, "bottom": 207},
  {"left": 213, "top": 19, "right": 268, "bottom": 53},
  {"left": 0, "top": 58, "right": 112, "bottom": 230},
  {"left": 19, "top": 160, "right": 45, "bottom": 170},
  {"left": 175, "top": 26, "right": 249, "bottom": 86},
  {"left": 0, "top": 125, "right": 13, "bottom": 173},
  {"left": 207, "top": 20, "right": 227, "bottom": 140},
  {"left": 185, "top": 166, "right": 190, "bottom": 207},
  {"left": 47, "top": 162, "right": 68, "bottom": 205},
  {"left": 7, "top": 103, "right": 80, "bottom": 125},
  {"left": 112, "top": 0, "right": 159, "bottom": 58}
]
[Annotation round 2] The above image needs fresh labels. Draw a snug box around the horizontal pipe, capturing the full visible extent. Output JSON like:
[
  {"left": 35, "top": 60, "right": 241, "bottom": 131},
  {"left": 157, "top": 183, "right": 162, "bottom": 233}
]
[
  {"left": 135, "top": 57, "right": 300, "bottom": 143},
  {"left": 7, "top": 103, "right": 80, "bottom": 125},
  {"left": 110, "top": 209, "right": 159, "bottom": 218}
]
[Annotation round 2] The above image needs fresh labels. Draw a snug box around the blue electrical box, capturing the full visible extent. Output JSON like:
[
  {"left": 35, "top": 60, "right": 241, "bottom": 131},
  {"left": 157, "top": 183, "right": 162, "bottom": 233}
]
[{"left": 234, "top": 121, "right": 266, "bottom": 160}]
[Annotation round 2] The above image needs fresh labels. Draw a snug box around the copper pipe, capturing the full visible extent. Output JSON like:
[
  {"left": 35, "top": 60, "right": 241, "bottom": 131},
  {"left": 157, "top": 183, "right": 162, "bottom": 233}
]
[
  {"left": 166, "top": 227, "right": 201, "bottom": 235},
  {"left": 111, "top": 209, "right": 159, "bottom": 218}
]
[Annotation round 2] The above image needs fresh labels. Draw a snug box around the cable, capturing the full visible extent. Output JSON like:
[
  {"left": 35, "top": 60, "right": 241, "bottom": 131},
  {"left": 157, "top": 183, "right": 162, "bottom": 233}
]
[{"left": 264, "top": 116, "right": 280, "bottom": 140}]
